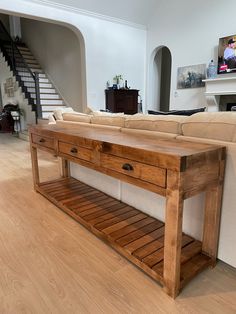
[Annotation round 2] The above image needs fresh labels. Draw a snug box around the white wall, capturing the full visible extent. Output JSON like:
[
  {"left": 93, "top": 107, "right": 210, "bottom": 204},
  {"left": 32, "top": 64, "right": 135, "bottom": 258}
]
[
  {"left": 146, "top": 0, "right": 236, "bottom": 112},
  {"left": 0, "top": 0, "right": 146, "bottom": 112},
  {"left": 40, "top": 0, "right": 157, "bottom": 25},
  {"left": 21, "top": 18, "right": 83, "bottom": 112}
]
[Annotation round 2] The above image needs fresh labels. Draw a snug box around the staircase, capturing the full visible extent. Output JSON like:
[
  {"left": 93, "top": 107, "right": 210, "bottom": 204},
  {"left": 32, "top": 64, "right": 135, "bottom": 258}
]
[
  {"left": 15, "top": 44, "right": 66, "bottom": 119},
  {"left": 0, "top": 21, "right": 66, "bottom": 121}
]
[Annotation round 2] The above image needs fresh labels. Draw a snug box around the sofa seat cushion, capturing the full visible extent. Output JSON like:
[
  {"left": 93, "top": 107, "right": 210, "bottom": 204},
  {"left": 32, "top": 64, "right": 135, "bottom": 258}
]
[
  {"left": 124, "top": 114, "right": 186, "bottom": 134},
  {"left": 62, "top": 112, "right": 91, "bottom": 123},
  {"left": 182, "top": 112, "right": 236, "bottom": 142},
  {"left": 91, "top": 115, "right": 125, "bottom": 127}
]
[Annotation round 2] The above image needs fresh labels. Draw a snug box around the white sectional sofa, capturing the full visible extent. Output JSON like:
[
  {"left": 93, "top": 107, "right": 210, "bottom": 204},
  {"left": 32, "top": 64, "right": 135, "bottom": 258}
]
[{"left": 51, "top": 110, "right": 236, "bottom": 268}]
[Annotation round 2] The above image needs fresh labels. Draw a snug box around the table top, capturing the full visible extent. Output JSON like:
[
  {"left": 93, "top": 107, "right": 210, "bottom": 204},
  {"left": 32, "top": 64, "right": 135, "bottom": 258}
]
[{"left": 29, "top": 124, "right": 226, "bottom": 172}]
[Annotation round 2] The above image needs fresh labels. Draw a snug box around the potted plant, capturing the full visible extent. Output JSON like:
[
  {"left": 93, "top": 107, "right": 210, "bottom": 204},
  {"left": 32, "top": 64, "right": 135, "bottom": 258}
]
[{"left": 113, "top": 75, "right": 123, "bottom": 89}]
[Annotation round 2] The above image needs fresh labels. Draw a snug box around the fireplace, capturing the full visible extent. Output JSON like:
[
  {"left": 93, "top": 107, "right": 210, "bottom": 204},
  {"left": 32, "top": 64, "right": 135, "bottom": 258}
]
[
  {"left": 226, "top": 103, "right": 236, "bottom": 111},
  {"left": 219, "top": 95, "right": 236, "bottom": 111},
  {"left": 203, "top": 76, "right": 236, "bottom": 111}
]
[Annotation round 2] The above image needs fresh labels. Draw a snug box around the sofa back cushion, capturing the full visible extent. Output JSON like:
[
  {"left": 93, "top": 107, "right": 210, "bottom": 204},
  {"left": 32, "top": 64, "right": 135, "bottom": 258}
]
[
  {"left": 62, "top": 112, "right": 91, "bottom": 123},
  {"left": 124, "top": 114, "right": 186, "bottom": 134},
  {"left": 182, "top": 112, "right": 236, "bottom": 142},
  {"left": 54, "top": 107, "right": 75, "bottom": 120},
  {"left": 91, "top": 115, "right": 125, "bottom": 127}
]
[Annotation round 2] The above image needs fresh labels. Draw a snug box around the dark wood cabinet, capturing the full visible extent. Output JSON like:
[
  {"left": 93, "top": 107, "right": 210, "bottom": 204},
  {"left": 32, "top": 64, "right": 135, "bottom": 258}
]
[{"left": 105, "top": 89, "right": 139, "bottom": 114}]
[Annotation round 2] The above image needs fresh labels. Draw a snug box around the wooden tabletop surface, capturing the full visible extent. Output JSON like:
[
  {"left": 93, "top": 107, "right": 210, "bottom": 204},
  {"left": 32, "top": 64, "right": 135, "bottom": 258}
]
[{"left": 29, "top": 124, "right": 224, "bottom": 158}]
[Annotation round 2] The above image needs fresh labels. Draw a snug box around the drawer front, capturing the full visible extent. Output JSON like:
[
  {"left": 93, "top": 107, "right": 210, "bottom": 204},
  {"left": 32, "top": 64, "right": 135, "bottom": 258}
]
[
  {"left": 100, "top": 153, "right": 166, "bottom": 187},
  {"left": 32, "top": 134, "right": 54, "bottom": 149},
  {"left": 58, "top": 141, "right": 92, "bottom": 162}
]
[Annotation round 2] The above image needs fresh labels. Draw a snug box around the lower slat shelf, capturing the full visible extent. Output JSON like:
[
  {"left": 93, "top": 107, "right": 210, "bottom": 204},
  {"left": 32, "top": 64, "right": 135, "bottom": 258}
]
[{"left": 37, "top": 177, "right": 212, "bottom": 289}]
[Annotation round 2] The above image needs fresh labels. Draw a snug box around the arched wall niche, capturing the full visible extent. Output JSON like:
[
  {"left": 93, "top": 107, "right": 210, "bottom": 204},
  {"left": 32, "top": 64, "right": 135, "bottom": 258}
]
[{"left": 148, "top": 45, "right": 172, "bottom": 112}]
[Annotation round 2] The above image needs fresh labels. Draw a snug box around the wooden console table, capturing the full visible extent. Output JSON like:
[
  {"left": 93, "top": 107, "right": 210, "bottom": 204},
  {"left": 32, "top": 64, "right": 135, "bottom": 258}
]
[{"left": 29, "top": 124, "right": 225, "bottom": 298}]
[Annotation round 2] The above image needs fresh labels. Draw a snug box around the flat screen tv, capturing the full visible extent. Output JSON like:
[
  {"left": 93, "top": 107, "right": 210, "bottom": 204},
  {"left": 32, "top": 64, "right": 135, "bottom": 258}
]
[{"left": 218, "top": 35, "right": 236, "bottom": 74}]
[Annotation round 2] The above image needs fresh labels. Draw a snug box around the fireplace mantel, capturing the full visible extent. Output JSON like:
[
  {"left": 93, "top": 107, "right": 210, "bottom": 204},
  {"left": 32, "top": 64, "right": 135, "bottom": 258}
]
[{"left": 203, "top": 76, "right": 236, "bottom": 111}]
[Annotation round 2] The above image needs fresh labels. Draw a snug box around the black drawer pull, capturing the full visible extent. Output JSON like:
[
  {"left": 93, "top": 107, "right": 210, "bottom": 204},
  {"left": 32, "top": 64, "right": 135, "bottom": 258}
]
[
  {"left": 122, "top": 163, "right": 134, "bottom": 171},
  {"left": 39, "top": 138, "right": 45, "bottom": 143},
  {"left": 70, "top": 147, "right": 78, "bottom": 154}
]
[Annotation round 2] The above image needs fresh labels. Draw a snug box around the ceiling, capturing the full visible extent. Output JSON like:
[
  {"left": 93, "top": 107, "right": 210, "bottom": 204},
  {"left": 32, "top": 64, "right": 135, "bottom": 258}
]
[{"left": 39, "top": 0, "right": 158, "bottom": 25}]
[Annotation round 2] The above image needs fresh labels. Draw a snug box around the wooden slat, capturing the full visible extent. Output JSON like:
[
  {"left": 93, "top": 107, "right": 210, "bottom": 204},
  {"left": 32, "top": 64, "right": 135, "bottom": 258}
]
[
  {"left": 73, "top": 197, "right": 115, "bottom": 214},
  {"left": 95, "top": 208, "right": 139, "bottom": 231},
  {"left": 78, "top": 199, "right": 119, "bottom": 216},
  {"left": 83, "top": 203, "right": 128, "bottom": 223},
  {"left": 143, "top": 235, "right": 193, "bottom": 268},
  {"left": 55, "top": 186, "right": 96, "bottom": 201},
  {"left": 66, "top": 193, "right": 107, "bottom": 208},
  {"left": 152, "top": 238, "right": 198, "bottom": 275},
  {"left": 44, "top": 181, "right": 84, "bottom": 195},
  {"left": 116, "top": 220, "right": 164, "bottom": 247},
  {"left": 125, "top": 226, "right": 165, "bottom": 254},
  {"left": 133, "top": 236, "right": 165, "bottom": 260},
  {"left": 62, "top": 190, "right": 102, "bottom": 205},
  {"left": 80, "top": 200, "right": 119, "bottom": 218},
  {"left": 39, "top": 177, "right": 71, "bottom": 187},
  {"left": 110, "top": 217, "right": 156, "bottom": 241},
  {"left": 102, "top": 213, "right": 147, "bottom": 235},
  {"left": 180, "top": 253, "right": 212, "bottom": 287},
  {"left": 180, "top": 240, "right": 202, "bottom": 264},
  {"left": 52, "top": 185, "right": 92, "bottom": 199},
  {"left": 45, "top": 180, "right": 84, "bottom": 191}
]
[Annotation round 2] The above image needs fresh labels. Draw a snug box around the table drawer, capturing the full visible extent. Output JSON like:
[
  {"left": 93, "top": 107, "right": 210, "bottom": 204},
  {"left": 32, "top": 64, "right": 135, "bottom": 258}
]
[
  {"left": 58, "top": 141, "right": 92, "bottom": 162},
  {"left": 100, "top": 153, "right": 166, "bottom": 187},
  {"left": 32, "top": 134, "right": 54, "bottom": 149}
]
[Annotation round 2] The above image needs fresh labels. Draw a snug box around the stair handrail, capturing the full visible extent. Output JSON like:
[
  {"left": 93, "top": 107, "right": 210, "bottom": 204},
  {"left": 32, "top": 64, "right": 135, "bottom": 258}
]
[
  {"left": 0, "top": 20, "right": 41, "bottom": 121},
  {"left": 0, "top": 21, "right": 35, "bottom": 79}
]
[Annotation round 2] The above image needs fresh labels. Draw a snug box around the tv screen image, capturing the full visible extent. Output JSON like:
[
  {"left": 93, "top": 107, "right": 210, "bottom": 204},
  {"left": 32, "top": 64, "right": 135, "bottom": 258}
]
[{"left": 218, "top": 35, "right": 236, "bottom": 74}]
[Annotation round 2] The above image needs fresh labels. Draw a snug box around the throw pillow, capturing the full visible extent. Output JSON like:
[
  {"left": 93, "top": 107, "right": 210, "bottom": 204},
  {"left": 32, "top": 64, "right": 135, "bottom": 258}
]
[{"left": 148, "top": 107, "right": 206, "bottom": 116}]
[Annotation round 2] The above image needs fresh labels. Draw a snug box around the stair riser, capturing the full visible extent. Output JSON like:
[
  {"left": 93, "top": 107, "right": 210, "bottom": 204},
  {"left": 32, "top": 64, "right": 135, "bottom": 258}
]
[
  {"left": 40, "top": 83, "right": 53, "bottom": 88},
  {"left": 39, "top": 99, "right": 64, "bottom": 105},
  {"left": 21, "top": 77, "right": 49, "bottom": 83},
  {"left": 27, "top": 88, "right": 56, "bottom": 94},
  {"left": 17, "top": 47, "right": 31, "bottom": 52},
  {"left": 16, "top": 63, "right": 41, "bottom": 70},
  {"left": 12, "top": 56, "right": 36, "bottom": 62},
  {"left": 5, "top": 49, "right": 33, "bottom": 57},
  {"left": 41, "top": 105, "right": 66, "bottom": 111},
  {"left": 17, "top": 72, "right": 46, "bottom": 78},
  {"left": 31, "top": 94, "right": 61, "bottom": 100}
]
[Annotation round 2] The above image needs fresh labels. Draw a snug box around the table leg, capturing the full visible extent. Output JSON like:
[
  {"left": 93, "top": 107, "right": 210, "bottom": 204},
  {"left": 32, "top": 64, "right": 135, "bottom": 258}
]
[
  {"left": 60, "top": 158, "right": 70, "bottom": 178},
  {"left": 202, "top": 186, "right": 223, "bottom": 265},
  {"left": 30, "top": 146, "right": 40, "bottom": 189},
  {"left": 163, "top": 170, "right": 184, "bottom": 298},
  {"left": 202, "top": 160, "right": 225, "bottom": 265}
]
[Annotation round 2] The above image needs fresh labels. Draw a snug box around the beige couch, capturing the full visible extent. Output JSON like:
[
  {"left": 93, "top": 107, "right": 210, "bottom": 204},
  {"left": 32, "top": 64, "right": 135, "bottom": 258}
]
[{"left": 51, "top": 110, "right": 236, "bottom": 268}]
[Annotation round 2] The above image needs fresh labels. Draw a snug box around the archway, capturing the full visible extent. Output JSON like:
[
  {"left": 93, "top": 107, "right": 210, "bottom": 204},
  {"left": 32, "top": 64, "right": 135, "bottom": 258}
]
[
  {"left": 0, "top": 11, "right": 87, "bottom": 114},
  {"left": 151, "top": 46, "right": 172, "bottom": 112}
]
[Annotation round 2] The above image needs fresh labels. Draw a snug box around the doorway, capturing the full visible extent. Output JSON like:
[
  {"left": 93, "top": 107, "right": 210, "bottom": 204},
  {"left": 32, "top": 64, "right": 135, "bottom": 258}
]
[{"left": 152, "top": 46, "right": 172, "bottom": 112}]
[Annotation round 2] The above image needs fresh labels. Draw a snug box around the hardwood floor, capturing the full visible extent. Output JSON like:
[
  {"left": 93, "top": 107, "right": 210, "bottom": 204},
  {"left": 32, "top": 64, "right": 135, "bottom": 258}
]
[{"left": 0, "top": 133, "right": 236, "bottom": 313}]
